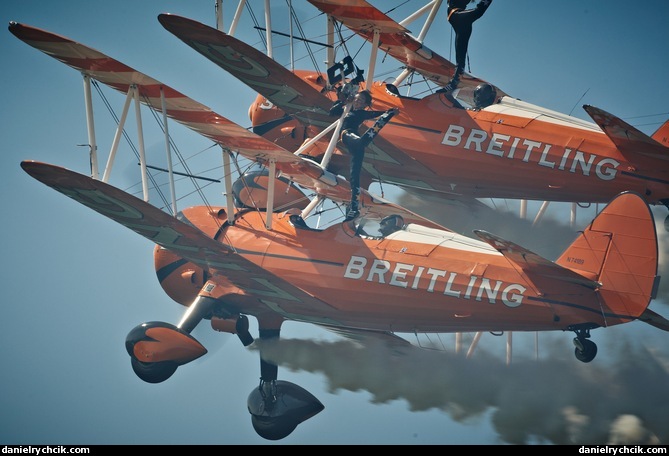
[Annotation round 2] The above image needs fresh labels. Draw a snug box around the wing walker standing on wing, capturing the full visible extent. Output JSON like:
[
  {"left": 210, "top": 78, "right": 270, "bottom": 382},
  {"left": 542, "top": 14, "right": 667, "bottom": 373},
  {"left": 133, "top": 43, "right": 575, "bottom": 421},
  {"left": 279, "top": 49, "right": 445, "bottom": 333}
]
[{"left": 329, "top": 82, "right": 399, "bottom": 220}]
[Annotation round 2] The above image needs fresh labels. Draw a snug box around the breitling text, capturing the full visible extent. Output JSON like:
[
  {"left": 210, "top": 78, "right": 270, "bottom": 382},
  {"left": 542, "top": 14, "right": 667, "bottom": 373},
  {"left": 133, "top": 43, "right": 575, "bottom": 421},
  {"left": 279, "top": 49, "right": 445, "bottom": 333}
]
[
  {"left": 442, "top": 125, "right": 620, "bottom": 181},
  {"left": 344, "top": 255, "right": 527, "bottom": 308}
]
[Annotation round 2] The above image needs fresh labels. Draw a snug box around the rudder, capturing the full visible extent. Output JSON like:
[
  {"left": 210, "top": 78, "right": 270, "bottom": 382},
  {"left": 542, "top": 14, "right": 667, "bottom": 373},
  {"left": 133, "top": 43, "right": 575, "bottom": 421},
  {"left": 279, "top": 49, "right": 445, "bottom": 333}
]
[
  {"left": 555, "top": 192, "right": 659, "bottom": 326},
  {"left": 651, "top": 118, "right": 669, "bottom": 147}
]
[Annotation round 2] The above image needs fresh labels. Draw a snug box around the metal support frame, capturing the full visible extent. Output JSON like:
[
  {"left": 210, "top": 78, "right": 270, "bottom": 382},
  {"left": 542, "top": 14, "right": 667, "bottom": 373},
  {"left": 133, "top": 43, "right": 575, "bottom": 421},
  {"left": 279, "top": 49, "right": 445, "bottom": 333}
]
[
  {"left": 300, "top": 195, "right": 324, "bottom": 220},
  {"left": 82, "top": 74, "right": 99, "bottom": 179},
  {"left": 132, "top": 85, "right": 150, "bottom": 201},
  {"left": 215, "top": 0, "right": 223, "bottom": 31},
  {"left": 266, "top": 160, "right": 276, "bottom": 230},
  {"left": 393, "top": 1, "right": 444, "bottom": 90},
  {"left": 160, "top": 87, "right": 177, "bottom": 216},
  {"left": 264, "top": 0, "right": 273, "bottom": 59},
  {"left": 86, "top": 78, "right": 179, "bottom": 212},
  {"left": 228, "top": 0, "right": 247, "bottom": 36},
  {"left": 465, "top": 332, "right": 482, "bottom": 359},
  {"left": 101, "top": 87, "right": 133, "bottom": 183},
  {"left": 326, "top": 14, "right": 335, "bottom": 69},
  {"left": 365, "top": 30, "right": 379, "bottom": 88},
  {"left": 223, "top": 149, "right": 236, "bottom": 225},
  {"left": 289, "top": 103, "right": 352, "bottom": 220},
  {"left": 314, "top": 103, "right": 351, "bottom": 170},
  {"left": 399, "top": 0, "right": 443, "bottom": 41}
]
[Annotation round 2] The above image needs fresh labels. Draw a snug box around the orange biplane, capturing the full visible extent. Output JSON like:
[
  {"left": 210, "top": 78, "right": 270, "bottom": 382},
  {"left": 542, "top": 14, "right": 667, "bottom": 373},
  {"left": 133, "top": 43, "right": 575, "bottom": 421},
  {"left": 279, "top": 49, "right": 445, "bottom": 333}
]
[
  {"left": 9, "top": 0, "right": 669, "bottom": 441},
  {"left": 154, "top": 1, "right": 669, "bottom": 230}
]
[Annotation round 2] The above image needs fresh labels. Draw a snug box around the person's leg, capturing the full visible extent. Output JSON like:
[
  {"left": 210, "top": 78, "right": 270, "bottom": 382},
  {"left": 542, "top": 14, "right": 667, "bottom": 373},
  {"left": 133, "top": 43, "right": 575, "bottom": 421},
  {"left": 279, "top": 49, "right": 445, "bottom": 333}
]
[
  {"left": 343, "top": 132, "right": 364, "bottom": 219},
  {"left": 360, "top": 110, "right": 396, "bottom": 146},
  {"left": 349, "top": 147, "right": 364, "bottom": 211},
  {"left": 449, "top": 18, "right": 473, "bottom": 87}
]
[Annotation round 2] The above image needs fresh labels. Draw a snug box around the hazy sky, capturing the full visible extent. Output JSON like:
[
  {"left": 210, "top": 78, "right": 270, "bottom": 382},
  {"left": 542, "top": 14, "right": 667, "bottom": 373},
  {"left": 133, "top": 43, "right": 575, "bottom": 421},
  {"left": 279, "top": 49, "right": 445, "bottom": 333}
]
[{"left": 2, "top": 0, "right": 669, "bottom": 445}]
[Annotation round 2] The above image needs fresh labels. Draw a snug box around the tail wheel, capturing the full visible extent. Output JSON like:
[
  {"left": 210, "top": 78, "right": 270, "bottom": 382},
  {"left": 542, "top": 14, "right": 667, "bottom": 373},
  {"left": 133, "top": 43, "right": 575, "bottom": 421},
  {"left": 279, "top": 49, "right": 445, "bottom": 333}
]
[
  {"left": 130, "top": 358, "right": 178, "bottom": 383},
  {"left": 574, "top": 338, "right": 597, "bottom": 363}
]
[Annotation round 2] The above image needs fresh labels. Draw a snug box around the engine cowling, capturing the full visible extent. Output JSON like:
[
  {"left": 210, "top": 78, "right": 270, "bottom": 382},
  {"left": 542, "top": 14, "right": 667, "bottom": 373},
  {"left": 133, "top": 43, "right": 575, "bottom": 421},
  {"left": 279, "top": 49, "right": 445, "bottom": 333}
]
[{"left": 154, "top": 245, "right": 206, "bottom": 306}]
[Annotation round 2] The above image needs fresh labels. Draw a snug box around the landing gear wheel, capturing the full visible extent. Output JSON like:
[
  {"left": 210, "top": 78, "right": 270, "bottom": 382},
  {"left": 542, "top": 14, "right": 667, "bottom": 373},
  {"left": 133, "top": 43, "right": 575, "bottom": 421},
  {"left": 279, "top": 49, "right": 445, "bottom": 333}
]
[
  {"left": 251, "top": 414, "right": 298, "bottom": 441},
  {"left": 131, "top": 357, "right": 178, "bottom": 383},
  {"left": 574, "top": 338, "right": 597, "bottom": 363}
]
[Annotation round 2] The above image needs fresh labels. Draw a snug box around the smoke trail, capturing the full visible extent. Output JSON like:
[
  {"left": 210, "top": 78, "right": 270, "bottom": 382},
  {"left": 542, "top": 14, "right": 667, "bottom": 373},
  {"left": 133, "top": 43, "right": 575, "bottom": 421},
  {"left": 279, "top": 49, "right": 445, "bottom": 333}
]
[{"left": 253, "top": 330, "right": 668, "bottom": 444}]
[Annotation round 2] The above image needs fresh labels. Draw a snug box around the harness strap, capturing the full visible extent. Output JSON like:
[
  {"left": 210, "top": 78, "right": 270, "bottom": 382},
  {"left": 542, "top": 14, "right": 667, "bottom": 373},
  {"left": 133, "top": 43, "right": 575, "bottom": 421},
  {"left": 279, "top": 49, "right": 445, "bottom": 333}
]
[{"left": 447, "top": 8, "right": 461, "bottom": 21}]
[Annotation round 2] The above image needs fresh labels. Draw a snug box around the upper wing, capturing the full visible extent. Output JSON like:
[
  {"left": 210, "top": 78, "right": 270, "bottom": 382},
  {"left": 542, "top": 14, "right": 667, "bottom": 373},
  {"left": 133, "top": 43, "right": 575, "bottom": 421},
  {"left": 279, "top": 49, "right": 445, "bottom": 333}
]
[
  {"left": 306, "top": 0, "right": 507, "bottom": 97},
  {"left": 8, "top": 21, "right": 299, "bottom": 165},
  {"left": 158, "top": 13, "right": 336, "bottom": 128}
]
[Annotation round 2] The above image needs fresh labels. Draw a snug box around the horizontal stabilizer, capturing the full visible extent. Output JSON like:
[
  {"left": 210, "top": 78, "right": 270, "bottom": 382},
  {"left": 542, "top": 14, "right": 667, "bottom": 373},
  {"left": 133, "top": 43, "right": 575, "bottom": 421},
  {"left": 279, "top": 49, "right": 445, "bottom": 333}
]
[
  {"left": 638, "top": 308, "right": 669, "bottom": 332},
  {"left": 322, "top": 326, "right": 413, "bottom": 349},
  {"left": 583, "top": 104, "right": 669, "bottom": 161},
  {"left": 473, "top": 229, "right": 600, "bottom": 295}
]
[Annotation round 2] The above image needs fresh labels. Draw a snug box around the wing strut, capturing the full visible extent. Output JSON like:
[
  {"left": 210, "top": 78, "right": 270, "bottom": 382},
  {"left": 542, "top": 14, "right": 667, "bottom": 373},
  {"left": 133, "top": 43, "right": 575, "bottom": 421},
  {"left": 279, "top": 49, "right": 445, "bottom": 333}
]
[
  {"left": 316, "top": 103, "right": 351, "bottom": 170},
  {"left": 301, "top": 195, "right": 325, "bottom": 221},
  {"left": 266, "top": 159, "right": 276, "bottom": 230},
  {"left": 366, "top": 29, "right": 380, "bottom": 88},
  {"left": 160, "top": 86, "right": 178, "bottom": 216},
  {"left": 101, "top": 84, "right": 133, "bottom": 184},
  {"left": 101, "top": 83, "right": 150, "bottom": 202},
  {"left": 290, "top": 102, "right": 352, "bottom": 220},
  {"left": 399, "top": 0, "right": 443, "bottom": 38},
  {"left": 82, "top": 74, "right": 99, "bottom": 180},
  {"left": 222, "top": 149, "right": 236, "bottom": 226},
  {"left": 392, "top": 0, "right": 444, "bottom": 89},
  {"left": 132, "top": 84, "right": 150, "bottom": 202}
]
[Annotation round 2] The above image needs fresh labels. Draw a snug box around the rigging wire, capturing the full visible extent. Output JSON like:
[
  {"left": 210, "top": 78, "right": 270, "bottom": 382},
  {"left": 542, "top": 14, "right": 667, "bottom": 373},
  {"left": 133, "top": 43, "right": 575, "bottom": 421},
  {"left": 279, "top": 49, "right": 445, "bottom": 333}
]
[
  {"left": 91, "top": 80, "right": 171, "bottom": 209},
  {"left": 286, "top": 0, "right": 324, "bottom": 78},
  {"left": 568, "top": 88, "right": 590, "bottom": 116},
  {"left": 140, "top": 91, "right": 216, "bottom": 212},
  {"left": 91, "top": 79, "right": 244, "bottom": 217}
]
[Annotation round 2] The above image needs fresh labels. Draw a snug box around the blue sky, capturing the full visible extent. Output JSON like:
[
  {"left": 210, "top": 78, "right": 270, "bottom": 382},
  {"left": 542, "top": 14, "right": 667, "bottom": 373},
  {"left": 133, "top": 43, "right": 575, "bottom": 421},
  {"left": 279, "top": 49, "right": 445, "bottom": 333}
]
[{"left": 2, "top": 0, "right": 669, "bottom": 445}]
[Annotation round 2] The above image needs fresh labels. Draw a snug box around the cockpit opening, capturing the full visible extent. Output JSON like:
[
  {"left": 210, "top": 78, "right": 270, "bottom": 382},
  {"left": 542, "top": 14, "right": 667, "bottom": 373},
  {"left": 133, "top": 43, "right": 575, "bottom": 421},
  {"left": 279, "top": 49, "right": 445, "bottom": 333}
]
[{"left": 350, "top": 214, "right": 405, "bottom": 239}]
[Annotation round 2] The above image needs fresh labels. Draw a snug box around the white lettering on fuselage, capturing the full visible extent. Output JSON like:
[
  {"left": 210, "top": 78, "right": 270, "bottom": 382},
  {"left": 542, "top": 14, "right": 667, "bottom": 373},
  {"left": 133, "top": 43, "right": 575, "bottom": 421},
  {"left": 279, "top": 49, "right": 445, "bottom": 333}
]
[
  {"left": 441, "top": 125, "right": 620, "bottom": 181},
  {"left": 344, "top": 256, "right": 526, "bottom": 308}
]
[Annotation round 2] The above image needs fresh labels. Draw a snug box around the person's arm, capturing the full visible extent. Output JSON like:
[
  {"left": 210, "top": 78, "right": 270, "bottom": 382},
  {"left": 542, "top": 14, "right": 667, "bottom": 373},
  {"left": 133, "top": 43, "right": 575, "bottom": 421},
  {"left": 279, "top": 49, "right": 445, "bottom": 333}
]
[
  {"left": 361, "top": 108, "right": 397, "bottom": 120},
  {"left": 365, "top": 107, "right": 400, "bottom": 119},
  {"left": 363, "top": 110, "right": 386, "bottom": 120},
  {"left": 329, "top": 100, "right": 345, "bottom": 117}
]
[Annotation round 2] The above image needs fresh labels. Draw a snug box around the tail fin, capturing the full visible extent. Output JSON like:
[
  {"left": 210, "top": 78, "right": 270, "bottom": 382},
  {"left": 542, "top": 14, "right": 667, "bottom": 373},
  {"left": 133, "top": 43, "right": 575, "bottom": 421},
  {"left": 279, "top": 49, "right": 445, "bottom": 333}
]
[
  {"left": 555, "top": 192, "right": 660, "bottom": 326},
  {"left": 651, "top": 118, "right": 669, "bottom": 147}
]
